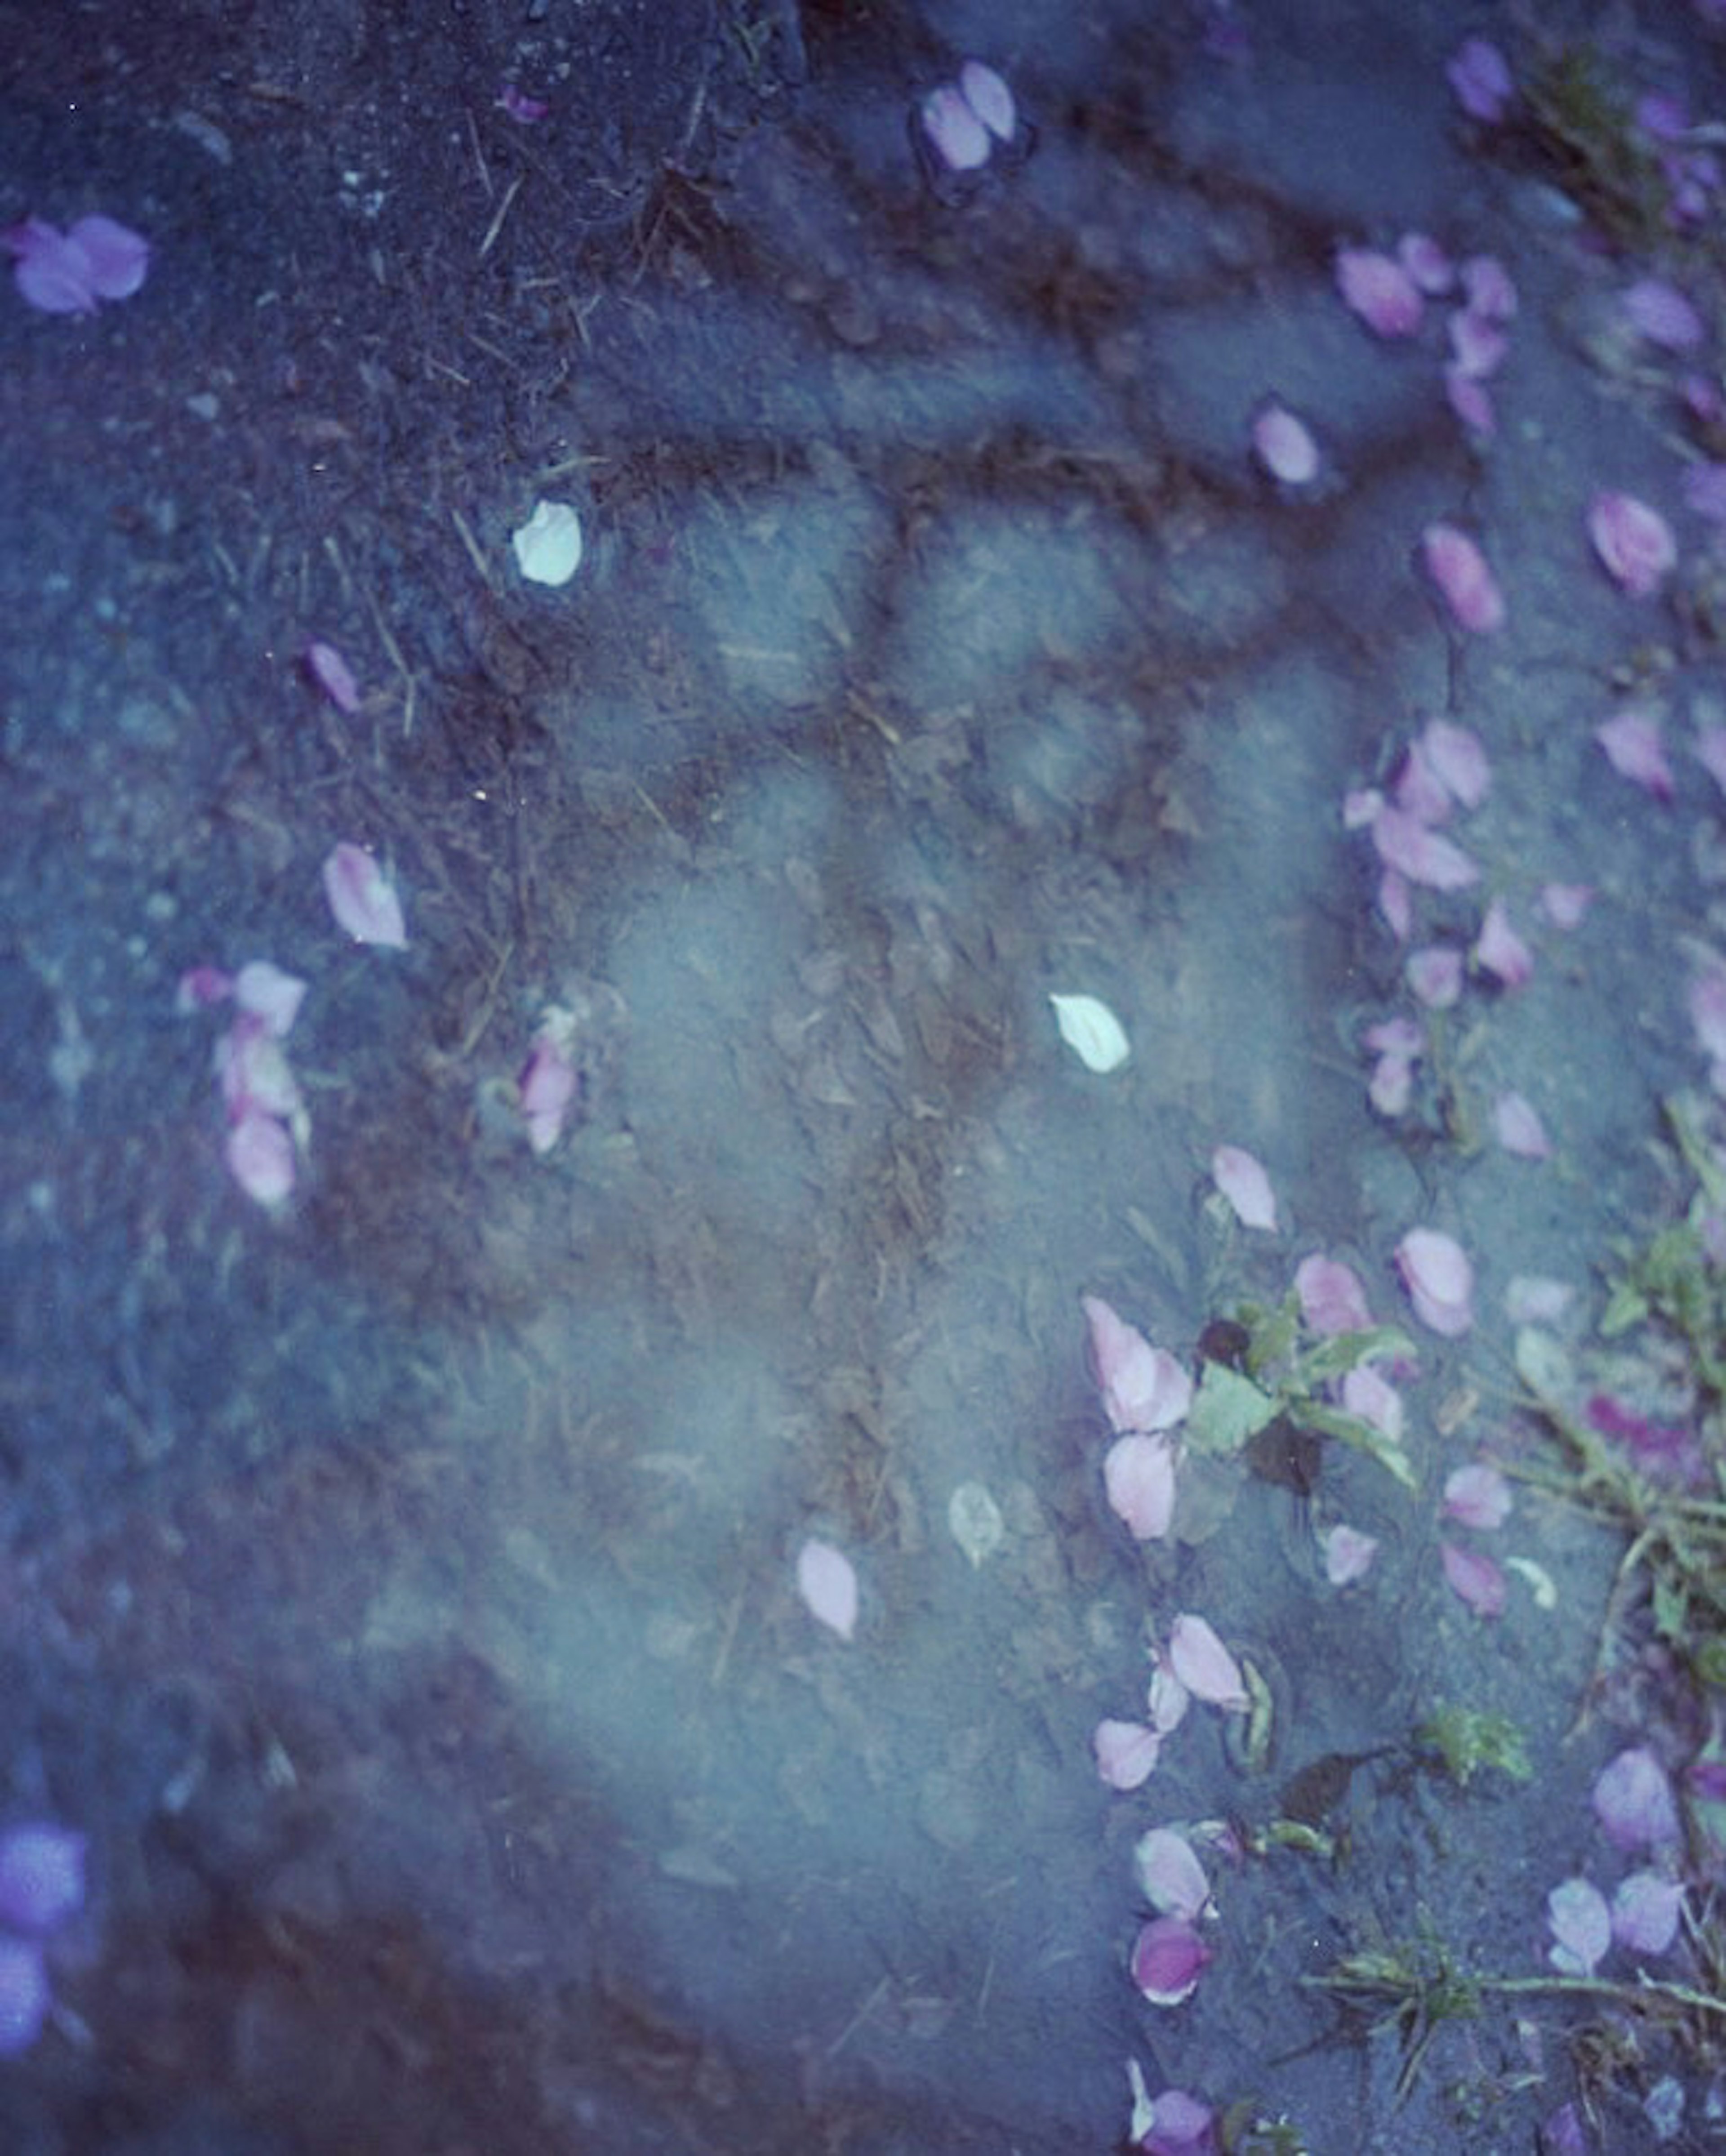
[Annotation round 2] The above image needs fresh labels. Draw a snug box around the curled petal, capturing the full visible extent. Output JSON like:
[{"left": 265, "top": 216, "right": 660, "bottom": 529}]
[
  {"left": 304, "top": 639, "right": 360, "bottom": 713},
  {"left": 1473, "top": 897, "right": 1534, "bottom": 988},
  {"left": 519, "top": 1032, "right": 579, "bottom": 1154},
  {"left": 224, "top": 1104, "right": 297, "bottom": 1207},
  {"left": 921, "top": 84, "right": 991, "bottom": 171}
]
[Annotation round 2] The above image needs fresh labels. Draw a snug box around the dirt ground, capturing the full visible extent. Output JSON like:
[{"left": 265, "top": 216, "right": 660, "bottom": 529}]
[{"left": 4, "top": 1, "right": 1726, "bottom": 2151}]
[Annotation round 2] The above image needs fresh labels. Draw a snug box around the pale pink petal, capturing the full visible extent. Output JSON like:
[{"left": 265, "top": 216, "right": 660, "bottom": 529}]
[
  {"left": 233, "top": 959, "right": 307, "bottom": 1038},
  {"left": 1445, "top": 366, "right": 1497, "bottom": 439},
  {"left": 66, "top": 213, "right": 149, "bottom": 300},
  {"left": 1341, "top": 1363, "right": 1403, "bottom": 1441},
  {"left": 1695, "top": 722, "right": 1726, "bottom": 793},
  {"left": 1211, "top": 1143, "right": 1277, "bottom": 1231},
  {"left": 1130, "top": 1915, "right": 1211, "bottom": 2006},
  {"left": 1397, "top": 231, "right": 1455, "bottom": 294},
  {"left": 1610, "top": 1872, "right": 1683, "bottom": 1956},
  {"left": 1138, "top": 2087, "right": 1216, "bottom": 2156},
  {"left": 1441, "top": 1541, "right": 1506, "bottom": 1617},
  {"left": 322, "top": 841, "right": 408, "bottom": 948},
  {"left": 1094, "top": 1719, "right": 1161, "bottom": 1791},
  {"left": 1167, "top": 1613, "right": 1248, "bottom": 1711},
  {"left": 1421, "top": 718, "right": 1491, "bottom": 809},
  {"left": 1082, "top": 1296, "right": 1192, "bottom": 1433},
  {"left": 1336, "top": 247, "right": 1424, "bottom": 339},
  {"left": 496, "top": 81, "right": 550, "bottom": 123},
  {"left": 1370, "top": 805, "right": 1481, "bottom": 891},
  {"left": 1369, "top": 1050, "right": 1415, "bottom": 1116},
  {"left": 1395, "top": 1226, "right": 1475, "bottom": 1336},
  {"left": 1595, "top": 708, "right": 1675, "bottom": 800},
  {"left": 1104, "top": 1432, "right": 1179, "bottom": 1541},
  {"left": 1295, "top": 1253, "right": 1373, "bottom": 1335},
  {"left": 1442, "top": 1461, "right": 1512, "bottom": 1529},
  {"left": 1421, "top": 522, "right": 1505, "bottom": 633},
  {"left": 1493, "top": 1090, "right": 1552, "bottom": 1158},
  {"left": 1623, "top": 276, "right": 1703, "bottom": 351},
  {"left": 1133, "top": 1828, "right": 1211, "bottom": 1921},
  {"left": 1377, "top": 867, "right": 1413, "bottom": 940},
  {"left": 1250, "top": 399, "right": 1320, "bottom": 485},
  {"left": 1447, "top": 308, "right": 1508, "bottom": 380},
  {"left": 1547, "top": 1877, "right": 1611, "bottom": 1976},
  {"left": 215, "top": 1013, "right": 303, "bottom": 1122},
  {"left": 519, "top": 1033, "right": 579, "bottom": 1155},
  {"left": 1342, "top": 785, "right": 1384, "bottom": 830},
  {"left": 1538, "top": 882, "right": 1593, "bottom": 930},
  {"left": 1504, "top": 1274, "right": 1573, "bottom": 1323},
  {"left": 1588, "top": 491, "right": 1677, "bottom": 598},
  {"left": 1406, "top": 945, "right": 1463, "bottom": 1008},
  {"left": 0, "top": 1825, "right": 86, "bottom": 1936},
  {"left": 796, "top": 1537, "right": 858, "bottom": 1640},
  {"left": 921, "top": 84, "right": 991, "bottom": 172},
  {"left": 1393, "top": 739, "right": 1453, "bottom": 826},
  {"left": 957, "top": 59, "right": 1016, "bottom": 142},
  {"left": 304, "top": 640, "right": 360, "bottom": 713},
  {"left": 1322, "top": 1522, "right": 1380, "bottom": 1586},
  {"left": 12, "top": 222, "right": 97, "bottom": 315},
  {"left": 1363, "top": 1016, "right": 1422, "bottom": 1057},
  {"left": 1460, "top": 254, "right": 1517, "bottom": 321},
  {"left": 1593, "top": 1746, "right": 1681, "bottom": 1853},
  {"left": 1446, "top": 37, "right": 1513, "bottom": 123},
  {"left": 225, "top": 1104, "right": 296, "bottom": 1207},
  {"left": 1473, "top": 896, "right": 1535, "bottom": 988},
  {"left": 1146, "top": 1663, "right": 1190, "bottom": 1734}
]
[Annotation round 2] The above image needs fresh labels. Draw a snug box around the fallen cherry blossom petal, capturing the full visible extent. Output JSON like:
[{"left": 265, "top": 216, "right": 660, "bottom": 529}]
[
  {"left": 1445, "top": 366, "right": 1496, "bottom": 439},
  {"left": 1612, "top": 1872, "right": 1683, "bottom": 1956},
  {"left": 1135, "top": 2085, "right": 1216, "bottom": 2156},
  {"left": 0, "top": 1936, "right": 49, "bottom": 2058},
  {"left": 1547, "top": 1876, "right": 1611, "bottom": 1976},
  {"left": 303, "top": 639, "right": 360, "bottom": 713},
  {"left": 1421, "top": 522, "right": 1505, "bottom": 633},
  {"left": 1363, "top": 1016, "right": 1422, "bottom": 1057},
  {"left": 0, "top": 1824, "right": 86, "bottom": 1935},
  {"left": 1130, "top": 1915, "right": 1212, "bottom": 2006},
  {"left": 958, "top": 59, "right": 1017, "bottom": 143},
  {"left": 1588, "top": 492, "right": 1677, "bottom": 598},
  {"left": 1342, "top": 785, "right": 1383, "bottom": 830},
  {"left": 1446, "top": 36, "right": 1513, "bottom": 123},
  {"left": 1212, "top": 1144, "right": 1277, "bottom": 1231},
  {"left": 512, "top": 499, "right": 584, "bottom": 586},
  {"left": 1050, "top": 991, "right": 1130, "bottom": 1073},
  {"left": 497, "top": 81, "right": 549, "bottom": 122},
  {"left": 796, "top": 1537, "right": 858, "bottom": 1640},
  {"left": 1322, "top": 1522, "right": 1380, "bottom": 1586},
  {"left": 1295, "top": 1253, "right": 1373, "bottom": 1336},
  {"left": 519, "top": 1031, "right": 579, "bottom": 1155},
  {"left": 1342, "top": 1363, "right": 1403, "bottom": 1441},
  {"left": 1395, "top": 1226, "right": 1475, "bottom": 1336},
  {"left": 6, "top": 217, "right": 99, "bottom": 314},
  {"left": 69, "top": 213, "right": 150, "bottom": 299},
  {"left": 1083, "top": 1296, "right": 1193, "bottom": 1433},
  {"left": 1336, "top": 247, "right": 1423, "bottom": 338},
  {"left": 1377, "top": 867, "right": 1413, "bottom": 941},
  {"left": 1595, "top": 708, "right": 1675, "bottom": 801},
  {"left": 1250, "top": 399, "right": 1319, "bottom": 484},
  {"left": 1460, "top": 254, "right": 1517, "bottom": 321},
  {"left": 1474, "top": 897, "right": 1534, "bottom": 988},
  {"left": 1167, "top": 1613, "right": 1248, "bottom": 1711},
  {"left": 1624, "top": 277, "right": 1703, "bottom": 351},
  {"left": 1593, "top": 1746, "right": 1680, "bottom": 1853},
  {"left": 1538, "top": 882, "right": 1592, "bottom": 930},
  {"left": 1447, "top": 309, "right": 1508, "bottom": 380},
  {"left": 1370, "top": 806, "right": 1481, "bottom": 891},
  {"left": 1393, "top": 740, "right": 1452, "bottom": 826},
  {"left": 1104, "top": 1432, "right": 1179, "bottom": 1541},
  {"left": 1146, "top": 1662, "right": 1190, "bottom": 1735},
  {"left": 1133, "top": 1827, "right": 1212, "bottom": 1921},
  {"left": 1493, "top": 1090, "right": 1552, "bottom": 1159},
  {"left": 1397, "top": 232, "right": 1454, "bottom": 294},
  {"left": 216, "top": 1014, "right": 304, "bottom": 1123},
  {"left": 233, "top": 959, "right": 307, "bottom": 1038},
  {"left": 1369, "top": 1049, "right": 1415, "bottom": 1116},
  {"left": 1443, "top": 1461, "right": 1512, "bottom": 1529},
  {"left": 322, "top": 841, "right": 408, "bottom": 948},
  {"left": 1406, "top": 945, "right": 1462, "bottom": 1008},
  {"left": 1441, "top": 1541, "right": 1506, "bottom": 1617},
  {"left": 1095, "top": 1719, "right": 1161, "bottom": 1791},
  {"left": 225, "top": 1103, "right": 297, "bottom": 1207},
  {"left": 1421, "top": 718, "right": 1491, "bottom": 809},
  {"left": 921, "top": 83, "right": 991, "bottom": 171}
]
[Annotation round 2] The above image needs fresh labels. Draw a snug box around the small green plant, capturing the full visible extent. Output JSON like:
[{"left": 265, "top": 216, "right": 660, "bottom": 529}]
[{"left": 1415, "top": 1702, "right": 1533, "bottom": 1789}]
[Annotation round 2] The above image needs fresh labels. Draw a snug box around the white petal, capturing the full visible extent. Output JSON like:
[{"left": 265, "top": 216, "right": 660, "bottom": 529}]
[
  {"left": 512, "top": 499, "right": 584, "bottom": 587},
  {"left": 1049, "top": 993, "right": 1130, "bottom": 1073},
  {"left": 795, "top": 1538, "right": 858, "bottom": 1640}
]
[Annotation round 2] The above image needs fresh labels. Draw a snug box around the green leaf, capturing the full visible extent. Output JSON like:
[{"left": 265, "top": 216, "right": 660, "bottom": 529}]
[
  {"left": 1298, "top": 1401, "right": 1418, "bottom": 1491},
  {"left": 1185, "top": 1361, "right": 1279, "bottom": 1456},
  {"left": 1652, "top": 1572, "right": 1687, "bottom": 1643}
]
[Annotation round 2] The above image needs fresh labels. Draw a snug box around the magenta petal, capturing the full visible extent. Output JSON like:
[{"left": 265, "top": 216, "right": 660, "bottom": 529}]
[
  {"left": 1395, "top": 1227, "right": 1475, "bottom": 1336},
  {"left": 921, "top": 84, "right": 991, "bottom": 171},
  {"left": 1294, "top": 1254, "right": 1373, "bottom": 1336},
  {"left": 1133, "top": 1827, "right": 1211, "bottom": 1921},
  {"left": 1211, "top": 1144, "right": 1277, "bottom": 1231},
  {"left": 1441, "top": 1541, "right": 1506, "bottom": 1617},
  {"left": 1130, "top": 1916, "right": 1211, "bottom": 2006},
  {"left": 1104, "top": 1432, "right": 1179, "bottom": 1541},
  {"left": 1421, "top": 523, "right": 1505, "bottom": 632},
  {"left": 1095, "top": 1719, "right": 1161, "bottom": 1791},
  {"left": 1592, "top": 1746, "right": 1681, "bottom": 1853},
  {"left": 1595, "top": 708, "right": 1675, "bottom": 801},
  {"left": 0, "top": 1936, "right": 49, "bottom": 2057},
  {"left": 1167, "top": 1613, "right": 1248, "bottom": 1710},
  {"left": 1546, "top": 1876, "right": 1611, "bottom": 1977},
  {"left": 321, "top": 841, "right": 408, "bottom": 948},
  {"left": 1588, "top": 492, "right": 1677, "bottom": 598},
  {"left": 0, "top": 1824, "right": 86, "bottom": 1935}
]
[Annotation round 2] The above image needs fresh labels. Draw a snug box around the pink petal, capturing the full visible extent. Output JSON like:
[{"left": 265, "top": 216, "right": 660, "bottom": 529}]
[
  {"left": 1595, "top": 708, "right": 1675, "bottom": 800},
  {"left": 957, "top": 59, "right": 1016, "bottom": 143},
  {"left": 1592, "top": 1746, "right": 1681, "bottom": 1853},
  {"left": 1167, "top": 1613, "right": 1248, "bottom": 1711},
  {"left": 66, "top": 213, "right": 149, "bottom": 299},
  {"left": 1369, "top": 1050, "right": 1415, "bottom": 1116},
  {"left": 1421, "top": 522, "right": 1505, "bottom": 633},
  {"left": 1623, "top": 276, "right": 1704, "bottom": 351},
  {"left": 1473, "top": 896, "right": 1534, "bottom": 988},
  {"left": 322, "top": 841, "right": 408, "bottom": 948},
  {"left": 1459, "top": 254, "right": 1517, "bottom": 322},
  {"left": 1335, "top": 247, "right": 1424, "bottom": 338},
  {"left": 1341, "top": 1363, "right": 1403, "bottom": 1441},
  {"left": 0, "top": 1824, "right": 86, "bottom": 1935},
  {"left": 1082, "top": 1296, "right": 1192, "bottom": 1433},
  {"left": 1446, "top": 37, "right": 1513, "bottom": 123},
  {"left": 1138, "top": 2087, "right": 1217, "bottom": 2156},
  {"left": 0, "top": 1937, "right": 49, "bottom": 2058},
  {"left": 1395, "top": 1226, "right": 1475, "bottom": 1336},
  {"left": 233, "top": 959, "right": 307, "bottom": 1038},
  {"left": 1104, "top": 1432, "right": 1179, "bottom": 1541},
  {"left": 497, "top": 81, "right": 549, "bottom": 123},
  {"left": 519, "top": 1033, "right": 579, "bottom": 1154},
  {"left": 1397, "top": 231, "right": 1455, "bottom": 295},
  {"left": 1406, "top": 944, "right": 1463, "bottom": 1008},
  {"left": 1130, "top": 1915, "right": 1212, "bottom": 2006},
  {"left": 1250, "top": 399, "right": 1320, "bottom": 485},
  {"left": 1442, "top": 1461, "right": 1512, "bottom": 1529},
  {"left": 1610, "top": 1872, "right": 1683, "bottom": 1956},
  {"left": 12, "top": 222, "right": 98, "bottom": 315},
  {"left": 1294, "top": 1253, "right": 1373, "bottom": 1335},
  {"left": 1342, "top": 785, "right": 1384, "bottom": 829},
  {"left": 1322, "top": 1522, "right": 1380, "bottom": 1586},
  {"left": 224, "top": 1104, "right": 297, "bottom": 1207},
  {"left": 1377, "top": 867, "right": 1413, "bottom": 941},
  {"left": 1547, "top": 1877, "right": 1611, "bottom": 1976},
  {"left": 1146, "top": 1663, "right": 1190, "bottom": 1735},
  {"left": 796, "top": 1537, "right": 858, "bottom": 1640},
  {"left": 1421, "top": 718, "right": 1491, "bottom": 809},
  {"left": 921, "top": 84, "right": 991, "bottom": 172},
  {"left": 1588, "top": 492, "right": 1677, "bottom": 598},
  {"left": 1133, "top": 1827, "right": 1212, "bottom": 1922},
  {"left": 1447, "top": 308, "right": 1508, "bottom": 380},
  {"left": 1362, "top": 1016, "right": 1422, "bottom": 1057},
  {"left": 1370, "top": 805, "right": 1481, "bottom": 891},
  {"left": 1492, "top": 1089, "right": 1552, "bottom": 1158},
  {"left": 1538, "top": 882, "right": 1593, "bottom": 930},
  {"left": 1445, "top": 366, "right": 1497, "bottom": 439},
  {"left": 1211, "top": 1144, "right": 1277, "bottom": 1231},
  {"left": 1440, "top": 1541, "right": 1506, "bottom": 1617},
  {"left": 215, "top": 1013, "right": 303, "bottom": 1122},
  {"left": 304, "top": 639, "right": 360, "bottom": 714},
  {"left": 1095, "top": 1719, "right": 1161, "bottom": 1791}
]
